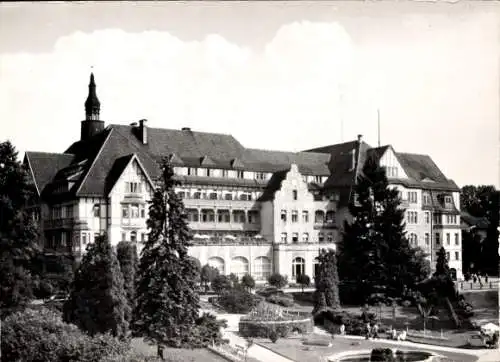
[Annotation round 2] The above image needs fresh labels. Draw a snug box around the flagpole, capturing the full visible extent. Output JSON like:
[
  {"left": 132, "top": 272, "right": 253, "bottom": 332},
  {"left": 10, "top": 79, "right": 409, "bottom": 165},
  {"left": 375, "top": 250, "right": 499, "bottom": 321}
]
[{"left": 377, "top": 109, "right": 381, "bottom": 147}]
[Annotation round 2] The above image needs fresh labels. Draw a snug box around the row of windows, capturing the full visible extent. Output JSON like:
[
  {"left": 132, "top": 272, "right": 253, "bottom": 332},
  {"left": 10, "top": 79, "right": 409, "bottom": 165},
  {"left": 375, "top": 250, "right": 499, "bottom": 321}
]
[
  {"left": 407, "top": 211, "right": 459, "bottom": 225},
  {"left": 180, "top": 167, "right": 327, "bottom": 184},
  {"left": 435, "top": 232, "right": 460, "bottom": 246},
  {"left": 280, "top": 232, "right": 334, "bottom": 243},
  {"left": 51, "top": 205, "right": 74, "bottom": 219},
  {"left": 186, "top": 209, "right": 260, "bottom": 224},
  {"left": 385, "top": 166, "right": 398, "bottom": 178},
  {"left": 122, "top": 204, "right": 147, "bottom": 219},
  {"left": 177, "top": 190, "right": 256, "bottom": 201},
  {"left": 208, "top": 256, "right": 315, "bottom": 280},
  {"left": 408, "top": 232, "right": 460, "bottom": 247},
  {"left": 402, "top": 192, "right": 453, "bottom": 206},
  {"left": 207, "top": 256, "right": 272, "bottom": 280},
  {"left": 281, "top": 210, "right": 336, "bottom": 224},
  {"left": 443, "top": 251, "right": 460, "bottom": 261},
  {"left": 122, "top": 231, "right": 147, "bottom": 243},
  {"left": 125, "top": 181, "right": 142, "bottom": 194}
]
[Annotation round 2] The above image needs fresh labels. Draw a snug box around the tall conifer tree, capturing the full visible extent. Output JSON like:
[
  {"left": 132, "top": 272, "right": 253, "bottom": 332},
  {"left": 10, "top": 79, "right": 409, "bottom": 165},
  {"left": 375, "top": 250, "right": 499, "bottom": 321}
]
[
  {"left": 313, "top": 248, "right": 340, "bottom": 313},
  {"left": 133, "top": 157, "right": 200, "bottom": 352},
  {"left": 339, "top": 156, "right": 430, "bottom": 303},
  {"left": 0, "top": 141, "right": 39, "bottom": 313},
  {"left": 63, "top": 234, "right": 129, "bottom": 338},
  {"left": 117, "top": 241, "right": 138, "bottom": 323}
]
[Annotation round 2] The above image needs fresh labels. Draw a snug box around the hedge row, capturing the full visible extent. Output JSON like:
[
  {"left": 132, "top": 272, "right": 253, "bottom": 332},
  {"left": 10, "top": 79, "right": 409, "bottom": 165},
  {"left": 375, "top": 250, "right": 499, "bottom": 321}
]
[
  {"left": 1, "top": 307, "right": 129, "bottom": 362},
  {"left": 239, "top": 318, "right": 313, "bottom": 338}
]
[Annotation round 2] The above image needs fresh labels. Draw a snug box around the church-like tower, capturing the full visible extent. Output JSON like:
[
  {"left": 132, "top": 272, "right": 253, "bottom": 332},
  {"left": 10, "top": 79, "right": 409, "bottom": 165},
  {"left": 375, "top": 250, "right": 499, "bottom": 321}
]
[{"left": 81, "top": 73, "right": 105, "bottom": 141}]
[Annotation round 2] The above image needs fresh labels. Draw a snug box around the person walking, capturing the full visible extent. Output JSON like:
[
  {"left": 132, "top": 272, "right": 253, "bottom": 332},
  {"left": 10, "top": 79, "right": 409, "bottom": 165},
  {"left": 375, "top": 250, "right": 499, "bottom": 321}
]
[{"left": 372, "top": 323, "right": 379, "bottom": 339}]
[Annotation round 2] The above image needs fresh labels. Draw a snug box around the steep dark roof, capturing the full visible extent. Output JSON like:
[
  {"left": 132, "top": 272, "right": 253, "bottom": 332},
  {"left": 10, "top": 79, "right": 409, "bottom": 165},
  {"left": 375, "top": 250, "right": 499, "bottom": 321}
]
[
  {"left": 259, "top": 170, "right": 289, "bottom": 201},
  {"left": 394, "top": 153, "right": 459, "bottom": 191},
  {"left": 24, "top": 152, "right": 75, "bottom": 195},
  {"left": 104, "top": 154, "right": 135, "bottom": 195},
  {"left": 26, "top": 123, "right": 459, "bottom": 200},
  {"left": 461, "top": 211, "right": 490, "bottom": 229},
  {"left": 306, "top": 140, "right": 370, "bottom": 188},
  {"left": 242, "top": 148, "right": 330, "bottom": 175}
]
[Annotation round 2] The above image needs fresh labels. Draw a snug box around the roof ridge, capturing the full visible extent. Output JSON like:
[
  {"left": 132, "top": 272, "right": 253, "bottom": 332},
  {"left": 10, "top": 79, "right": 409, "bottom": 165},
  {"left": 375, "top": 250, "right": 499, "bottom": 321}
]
[
  {"left": 109, "top": 123, "right": 236, "bottom": 138},
  {"left": 26, "top": 151, "right": 74, "bottom": 157},
  {"left": 246, "top": 147, "right": 328, "bottom": 156}
]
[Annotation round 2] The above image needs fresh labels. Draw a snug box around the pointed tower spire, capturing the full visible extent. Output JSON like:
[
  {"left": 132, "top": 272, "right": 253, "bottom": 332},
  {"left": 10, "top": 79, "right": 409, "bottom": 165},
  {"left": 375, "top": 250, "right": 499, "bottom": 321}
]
[
  {"left": 81, "top": 72, "right": 105, "bottom": 141},
  {"left": 85, "top": 72, "right": 100, "bottom": 121}
]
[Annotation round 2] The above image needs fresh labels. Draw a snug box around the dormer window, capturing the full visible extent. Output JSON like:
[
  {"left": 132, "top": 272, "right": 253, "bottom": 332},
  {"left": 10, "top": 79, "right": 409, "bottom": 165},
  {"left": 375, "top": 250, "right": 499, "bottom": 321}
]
[{"left": 444, "top": 196, "right": 452, "bottom": 204}]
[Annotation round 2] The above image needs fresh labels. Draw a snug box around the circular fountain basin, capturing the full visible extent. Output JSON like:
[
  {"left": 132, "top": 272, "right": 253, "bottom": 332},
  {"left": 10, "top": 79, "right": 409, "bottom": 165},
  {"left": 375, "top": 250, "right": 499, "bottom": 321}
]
[{"left": 329, "top": 349, "right": 436, "bottom": 362}]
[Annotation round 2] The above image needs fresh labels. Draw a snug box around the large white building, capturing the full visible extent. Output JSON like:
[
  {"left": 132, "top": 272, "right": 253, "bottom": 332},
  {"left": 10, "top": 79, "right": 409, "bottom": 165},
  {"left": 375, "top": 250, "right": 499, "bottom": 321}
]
[{"left": 24, "top": 74, "right": 463, "bottom": 282}]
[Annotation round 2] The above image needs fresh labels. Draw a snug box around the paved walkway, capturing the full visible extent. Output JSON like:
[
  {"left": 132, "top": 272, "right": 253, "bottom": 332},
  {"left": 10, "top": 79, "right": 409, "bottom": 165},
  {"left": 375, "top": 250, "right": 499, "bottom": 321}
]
[{"left": 204, "top": 308, "right": 497, "bottom": 362}]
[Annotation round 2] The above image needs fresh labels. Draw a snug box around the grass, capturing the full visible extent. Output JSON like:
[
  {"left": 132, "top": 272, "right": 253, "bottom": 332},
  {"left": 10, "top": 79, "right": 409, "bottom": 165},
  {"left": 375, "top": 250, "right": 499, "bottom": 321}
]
[
  {"left": 131, "top": 338, "right": 229, "bottom": 362},
  {"left": 255, "top": 334, "right": 479, "bottom": 362},
  {"left": 283, "top": 292, "right": 486, "bottom": 349}
]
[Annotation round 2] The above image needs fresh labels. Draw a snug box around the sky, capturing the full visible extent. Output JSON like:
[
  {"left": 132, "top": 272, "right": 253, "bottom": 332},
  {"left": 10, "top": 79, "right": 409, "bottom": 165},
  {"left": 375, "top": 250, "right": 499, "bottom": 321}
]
[{"left": 0, "top": 1, "right": 499, "bottom": 188}]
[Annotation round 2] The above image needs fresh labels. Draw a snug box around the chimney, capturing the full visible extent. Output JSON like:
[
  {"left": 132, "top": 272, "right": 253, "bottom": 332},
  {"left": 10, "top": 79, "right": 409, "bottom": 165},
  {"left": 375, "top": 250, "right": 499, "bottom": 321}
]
[
  {"left": 139, "top": 119, "right": 147, "bottom": 145},
  {"left": 357, "top": 134, "right": 363, "bottom": 143}
]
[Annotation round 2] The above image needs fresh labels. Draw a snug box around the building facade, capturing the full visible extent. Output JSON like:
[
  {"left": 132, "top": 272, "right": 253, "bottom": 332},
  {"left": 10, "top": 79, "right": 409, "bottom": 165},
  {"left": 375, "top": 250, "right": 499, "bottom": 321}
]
[{"left": 24, "top": 74, "right": 463, "bottom": 282}]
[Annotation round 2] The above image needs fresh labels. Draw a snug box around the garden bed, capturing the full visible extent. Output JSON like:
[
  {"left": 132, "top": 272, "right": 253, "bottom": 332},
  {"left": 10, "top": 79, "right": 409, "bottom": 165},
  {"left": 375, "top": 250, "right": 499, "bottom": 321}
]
[{"left": 239, "top": 302, "right": 314, "bottom": 338}]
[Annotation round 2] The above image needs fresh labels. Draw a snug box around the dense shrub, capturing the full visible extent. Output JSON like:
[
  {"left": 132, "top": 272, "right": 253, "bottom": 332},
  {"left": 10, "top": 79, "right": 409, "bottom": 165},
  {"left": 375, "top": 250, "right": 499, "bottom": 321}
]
[
  {"left": 268, "top": 273, "right": 288, "bottom": 289},
  {"left": 1, "top": 307, "right": 129, "bottom": 362},
  {"left": 241, "top": 274, "right": 256, "bottom": 291},
  {"left": 267, "top": 294, "right": 294, "bottom": 307},
  {"left": 371, "top": 348, "right": 395, "bottom": 362},
  {"left": 218, "top": 288, "right": 257, "bottom": 313},
  {"left": 192, "top": 312, "right": 228, "bottom": 347},
  {"left": 313, "top": 309, "right": 369, "bottom": 336},
  {"left": 239, "top": 318, "right": 313, "bottom": 338},
  {"left": 212, "top": 275, "right": 232, "bottom": 295}
]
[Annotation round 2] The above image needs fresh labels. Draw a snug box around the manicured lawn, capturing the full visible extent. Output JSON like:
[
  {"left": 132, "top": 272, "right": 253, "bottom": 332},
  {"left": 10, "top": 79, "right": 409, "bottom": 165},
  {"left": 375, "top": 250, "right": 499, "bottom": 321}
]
[
  {"left": 255, "top": 334, "right": 479, "bottom": 362},
  {"left": 131, "top": 338, "right": 228, "bottom": 362},
  {"left": 287, "top": 293, "right": 482, "bottom": 349}
]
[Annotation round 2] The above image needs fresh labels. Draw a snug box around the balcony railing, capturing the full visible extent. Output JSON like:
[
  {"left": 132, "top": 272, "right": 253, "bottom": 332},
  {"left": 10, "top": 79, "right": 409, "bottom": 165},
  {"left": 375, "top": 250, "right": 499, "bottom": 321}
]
[
  {"left": 43, "top": 218, "right": 75, "bottom": 230},
  {"left": 313, "top": 221, "right": 337, "bottom": 229},
  {"left": 191, "top": 236, "right": 270, "bottom": 246},
  {"left": 188, "top": 221, "right": 260, "bottom": 231},
  {"left": 121, "top": 218, "right": 146, "bottom": 227},
  {"left": 182, "top": 198, "right": 259, "bottom": 209}
]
